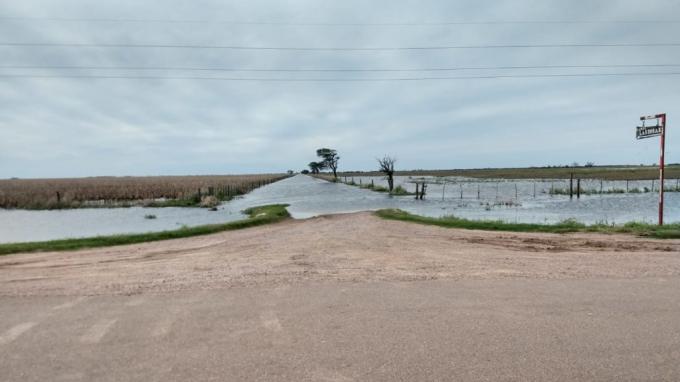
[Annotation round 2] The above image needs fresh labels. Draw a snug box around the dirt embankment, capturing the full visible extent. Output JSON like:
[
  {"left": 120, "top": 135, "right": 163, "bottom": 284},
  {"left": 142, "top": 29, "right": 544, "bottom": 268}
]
[{"left": 0, "top": 212, "right": 679, "bottom": 296}]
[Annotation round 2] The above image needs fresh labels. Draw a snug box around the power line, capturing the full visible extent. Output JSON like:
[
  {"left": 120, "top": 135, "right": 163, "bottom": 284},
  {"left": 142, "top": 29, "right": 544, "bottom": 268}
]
[
  {"left": 2, "top": 63, "right": 680, "bottom": 73},
  {"left": 0, "top": 72, "right": 679, "bottom": 82},
  {"left": 2, "top": 16, "right": 680, "bottom": 26},
  {"left": 2, "top": 42, "right": 680, "bottom": 51}
]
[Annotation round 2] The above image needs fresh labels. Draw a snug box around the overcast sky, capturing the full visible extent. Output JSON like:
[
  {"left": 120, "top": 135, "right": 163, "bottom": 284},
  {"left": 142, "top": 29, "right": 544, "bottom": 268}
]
[{"left": 1, "top": 0, "right": 679, "bottom": 178}]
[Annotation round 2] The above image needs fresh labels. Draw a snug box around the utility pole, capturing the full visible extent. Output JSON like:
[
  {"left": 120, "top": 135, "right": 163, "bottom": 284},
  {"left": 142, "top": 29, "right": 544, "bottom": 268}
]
[{"left": 637, "top": 113, "right": 667, "bottom": 225}]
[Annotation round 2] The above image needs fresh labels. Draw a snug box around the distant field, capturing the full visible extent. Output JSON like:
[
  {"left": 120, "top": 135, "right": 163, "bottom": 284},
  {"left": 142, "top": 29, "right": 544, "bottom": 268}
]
[
  {"left": 339, "top": 165, "right": 680, "bottom": 181},
  {"left": 0, "top": 174, "right": 289, "bottom": 210}
]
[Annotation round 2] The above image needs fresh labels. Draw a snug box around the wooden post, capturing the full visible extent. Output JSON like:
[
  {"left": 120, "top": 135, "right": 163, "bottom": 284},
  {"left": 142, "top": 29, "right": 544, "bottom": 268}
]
[
  {"left": 415, "top": 183, "right": 420, "bottom": 200},
  {"left": 460, "top": 184, "right": 463, "bottom": 200},
  {"left": 570, "top": 173, "right": 574, "bottom": 199},
  {"left": 600, "top": 180, "right": 603, "bottom": 194},
  {"left": 442, "top": 183, "right": 446, "bottom": 201},
  {"left": 658, "top": 113, "right": 666, "bottom": 225},
  {"left": 421, "top": 183, "right": 427, "bottom": 200},
  {"left": 515, "top": 184, "right": 518, "bottom": 200},
  {"left": 626, "top": 180, "right": 629, "bottom": 192},
  {"left": 477, "top": 184, "right": 481, "bottom": 199},
  {"left": 577, "top": 179, "right": 581, "bottom": 199},
  {"left": 371, "top": 179, "right": 374, "bottom": 188},
  {"left": 533, "top": 183, "right": 536, "bottom": 198}
]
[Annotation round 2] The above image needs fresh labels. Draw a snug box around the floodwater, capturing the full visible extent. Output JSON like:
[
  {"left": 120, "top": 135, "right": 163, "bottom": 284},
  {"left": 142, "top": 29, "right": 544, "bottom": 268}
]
[{"left": 0, "top": 174, "right": 678, "bottom": 243}]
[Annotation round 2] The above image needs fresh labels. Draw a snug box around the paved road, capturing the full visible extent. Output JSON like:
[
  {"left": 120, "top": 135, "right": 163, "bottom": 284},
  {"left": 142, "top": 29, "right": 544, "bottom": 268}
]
[{"left": 2, "top": 277, "right": 680, "bottom": 381}]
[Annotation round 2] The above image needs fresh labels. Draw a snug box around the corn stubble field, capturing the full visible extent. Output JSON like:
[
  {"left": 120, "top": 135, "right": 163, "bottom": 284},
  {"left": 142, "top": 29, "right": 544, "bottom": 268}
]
[{"left": 0, "top": 174, "right": 289, "bottom": 209}]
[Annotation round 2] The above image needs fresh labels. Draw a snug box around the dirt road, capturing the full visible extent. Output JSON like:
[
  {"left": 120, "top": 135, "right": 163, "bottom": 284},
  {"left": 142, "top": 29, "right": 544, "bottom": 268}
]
[
  {"left": 1, "top": 212, "right": 680, "bottom": 381},
  {"left": 0, "top": 212, "right": 678, "bottom": 296}
]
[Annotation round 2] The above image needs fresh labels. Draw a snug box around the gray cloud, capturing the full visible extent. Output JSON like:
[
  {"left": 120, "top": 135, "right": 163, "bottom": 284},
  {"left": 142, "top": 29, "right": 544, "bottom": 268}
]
[{"left": 0, "top": 0, "right": 679, "bottom": 178}]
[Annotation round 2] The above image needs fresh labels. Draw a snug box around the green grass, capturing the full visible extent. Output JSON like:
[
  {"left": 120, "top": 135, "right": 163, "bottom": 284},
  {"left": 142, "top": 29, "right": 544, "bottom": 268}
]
[
  {"left": 318, "top": 175, "right": 416, "bottom": 196},
  {"left": 375, "top": 209, "right": 680, "bottom": 239},
  {"left": 390, "top": 185, "right": 413, "bottom": 196},
  {"left": 0, "top": 204, "right": 290, "bottom": 256}
]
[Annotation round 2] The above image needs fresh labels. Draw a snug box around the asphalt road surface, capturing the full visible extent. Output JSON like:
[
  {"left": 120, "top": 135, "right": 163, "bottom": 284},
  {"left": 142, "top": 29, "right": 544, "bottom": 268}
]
[{"left": 2, "top": 277, "right": 680, "bottom": 381}]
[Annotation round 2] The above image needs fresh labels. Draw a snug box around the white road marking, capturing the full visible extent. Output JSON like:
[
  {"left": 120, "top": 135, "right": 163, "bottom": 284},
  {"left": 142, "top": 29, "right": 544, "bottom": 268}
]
[
  {"left": 260, "top": 311, "right": 282, "bottom": 332},
  {"left": 0, "top": 322, "right": 37, "bottom": 345},
  {"left": 80, "top": 319, "right": 117, "bottom": 344},
  {"left": 52, "top": 297, "right": 87, "bottom": 311}
]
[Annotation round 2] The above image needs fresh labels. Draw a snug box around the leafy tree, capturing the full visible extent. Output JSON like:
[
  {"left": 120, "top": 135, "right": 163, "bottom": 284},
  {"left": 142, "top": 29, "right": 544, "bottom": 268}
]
[
  {"left": 308, "top": 161, "right": 324, "bottom": 174},
  {"left": 316, "top": 148, "right": 340, "bottom": 179},
  {"left": 377, "top": 156, "right": 397, "bottom": 192}
]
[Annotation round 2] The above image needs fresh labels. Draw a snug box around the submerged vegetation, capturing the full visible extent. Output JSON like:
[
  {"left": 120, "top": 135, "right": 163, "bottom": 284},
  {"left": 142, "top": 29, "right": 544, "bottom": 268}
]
[
  {"left": 339, "top": 164, "right": 680, "bottom": 181},
  {"left": 0, "top": 204, "right": 290, "bottom": 255},
  {"left": 315, "top": 174, "right": 416, "bottom": 196},
  {"left": 0, "top": 174, "right": 289, "bottom": 210},
  {"left": 376, "top": 209, "right": 680, "bottom": 239}
]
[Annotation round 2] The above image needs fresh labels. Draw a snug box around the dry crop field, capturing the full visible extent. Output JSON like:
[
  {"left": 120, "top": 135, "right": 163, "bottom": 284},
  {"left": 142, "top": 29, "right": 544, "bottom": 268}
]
[{"left": 0, "top": 174, "right": 289, "bottom": 209}]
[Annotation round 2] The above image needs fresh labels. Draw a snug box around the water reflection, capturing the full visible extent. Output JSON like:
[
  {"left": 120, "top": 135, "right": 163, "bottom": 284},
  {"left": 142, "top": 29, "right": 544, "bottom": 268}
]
[{"left": 0, "top": 174, "right": 677, "bottom": 243}]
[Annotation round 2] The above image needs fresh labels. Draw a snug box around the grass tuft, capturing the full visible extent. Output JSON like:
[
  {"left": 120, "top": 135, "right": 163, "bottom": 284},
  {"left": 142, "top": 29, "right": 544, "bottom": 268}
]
[
  {"left": 375, "top": 209, "right": 680, "bottom": 239},
  {"left": 0, "top": 204, "right": 290, "bottom": 256}
]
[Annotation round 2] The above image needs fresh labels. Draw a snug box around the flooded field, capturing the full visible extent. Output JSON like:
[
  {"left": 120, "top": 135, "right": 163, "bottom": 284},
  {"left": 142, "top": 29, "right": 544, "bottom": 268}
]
[{"left": 0, "top": 174, "right": 678, "bottom": 243}]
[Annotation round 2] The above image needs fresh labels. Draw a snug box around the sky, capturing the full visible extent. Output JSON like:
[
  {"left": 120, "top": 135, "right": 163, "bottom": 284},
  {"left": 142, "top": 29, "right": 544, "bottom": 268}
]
[{"left": 1, "top": 0, "right": 679, "bottom": 178}]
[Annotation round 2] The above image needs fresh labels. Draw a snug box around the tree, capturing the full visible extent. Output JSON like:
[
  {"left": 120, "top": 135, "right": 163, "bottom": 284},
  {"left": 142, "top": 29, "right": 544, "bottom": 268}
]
[
  {"left": 316, "top": 148, "right": 340, "bottom": 179},
  {"left": 377, "top": 156, "right": 397, "bottom": 192},
  {"left": 308, "top": 161, "right": 324, "bottom": 174},
  {"left": 301, "top": 169, "right": 310, "bottom": 174}
]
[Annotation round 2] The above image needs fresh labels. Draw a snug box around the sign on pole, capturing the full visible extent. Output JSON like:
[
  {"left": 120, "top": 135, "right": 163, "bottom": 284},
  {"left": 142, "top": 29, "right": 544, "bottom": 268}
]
[
  {"left": 636, "top": 124, "right": 663, "bottom": 140},
  {"left": 637, "top": 114, "right": 667, "bottom": 226}
]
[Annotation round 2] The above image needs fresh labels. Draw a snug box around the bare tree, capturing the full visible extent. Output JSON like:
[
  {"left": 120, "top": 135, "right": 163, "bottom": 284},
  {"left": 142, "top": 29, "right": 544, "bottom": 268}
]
[{"left": 377, "top": 156, "right": 397, "bottom": 192}]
